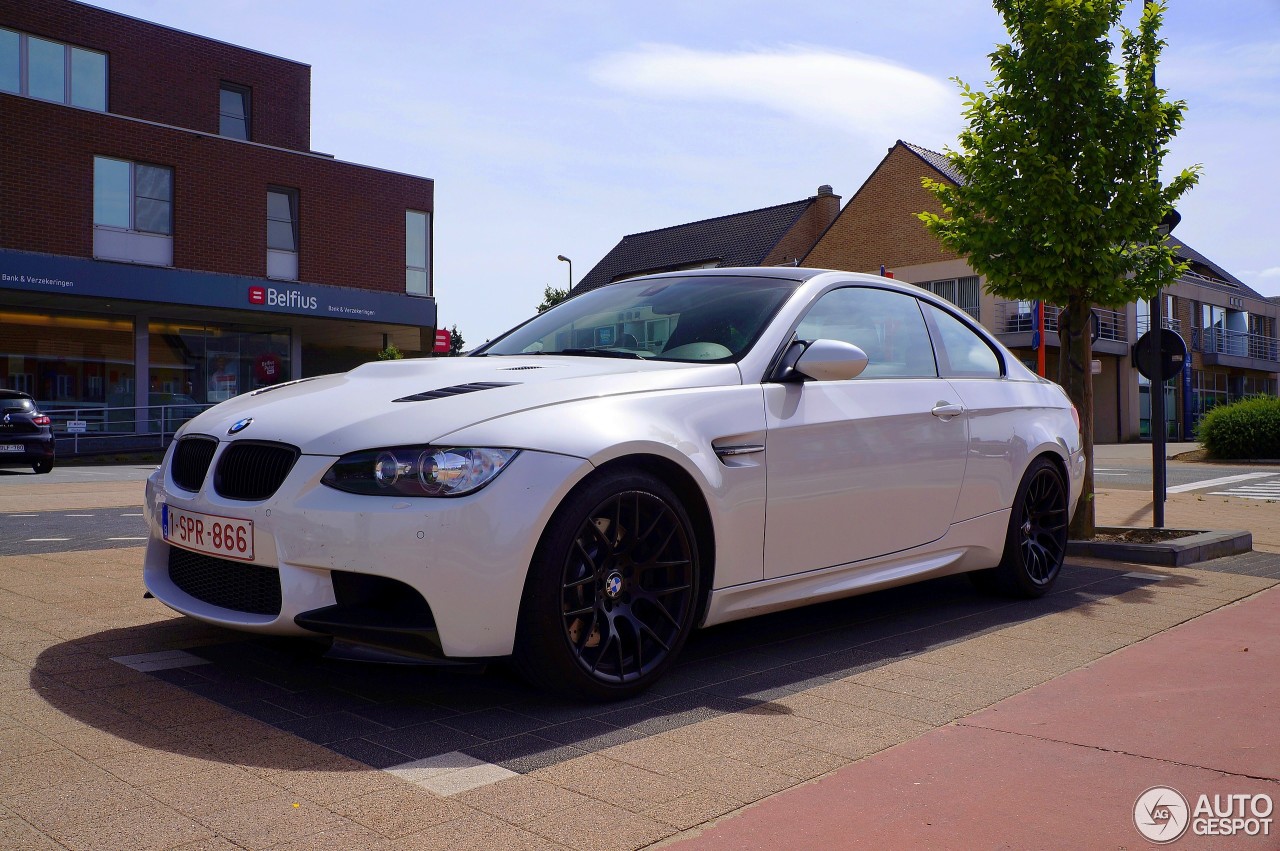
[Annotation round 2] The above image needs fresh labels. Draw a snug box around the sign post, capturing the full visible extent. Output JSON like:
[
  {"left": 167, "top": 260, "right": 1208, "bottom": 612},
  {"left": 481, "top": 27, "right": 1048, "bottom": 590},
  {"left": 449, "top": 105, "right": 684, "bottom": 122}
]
[{"left": 1134, "top": 326, "right": 1187, "bottom": 528}]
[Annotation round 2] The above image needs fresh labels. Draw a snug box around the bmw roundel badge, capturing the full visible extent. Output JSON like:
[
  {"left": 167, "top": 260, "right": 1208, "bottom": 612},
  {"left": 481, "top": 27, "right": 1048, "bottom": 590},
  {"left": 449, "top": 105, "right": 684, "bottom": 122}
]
[{"left": 228, "top": 417, "right": 254, "bottom": 435}]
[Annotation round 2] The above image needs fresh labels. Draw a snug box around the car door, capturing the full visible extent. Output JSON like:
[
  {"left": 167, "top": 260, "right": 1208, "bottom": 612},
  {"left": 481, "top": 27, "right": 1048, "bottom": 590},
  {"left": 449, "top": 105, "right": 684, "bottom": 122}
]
[{"left": 763, "top": 286, "right": 968, "bottom": 578}]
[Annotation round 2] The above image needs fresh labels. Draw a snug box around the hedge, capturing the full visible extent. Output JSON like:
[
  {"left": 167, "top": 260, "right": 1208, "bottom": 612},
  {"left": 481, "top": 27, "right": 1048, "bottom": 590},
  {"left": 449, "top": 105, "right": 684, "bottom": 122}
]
[{"left": 1196, "top": 395, "right": 1280, "bottom": 459}]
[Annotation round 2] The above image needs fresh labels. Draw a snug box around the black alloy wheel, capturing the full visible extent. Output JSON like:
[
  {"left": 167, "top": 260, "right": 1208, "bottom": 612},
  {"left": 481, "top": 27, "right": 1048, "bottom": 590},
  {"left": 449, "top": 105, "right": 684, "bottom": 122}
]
[
  {"left": 515, "top": 470, "right": 700, "bottom": 700},
  {"left": 970, "top": 456, "right": 1068, "bottom": 598},
  {"left": 1015, "top": 462, "right": 1069, "bottom": 586}
]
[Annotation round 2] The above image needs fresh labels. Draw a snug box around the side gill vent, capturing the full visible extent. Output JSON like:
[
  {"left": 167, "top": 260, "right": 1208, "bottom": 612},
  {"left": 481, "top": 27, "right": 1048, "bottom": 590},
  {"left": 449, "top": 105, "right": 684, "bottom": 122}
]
[
  {"left": 500, "top": 366, "right": 544, "bottom": 371},
  {"left": 392, "top": 382, "right": 517, "bottom": 403}
]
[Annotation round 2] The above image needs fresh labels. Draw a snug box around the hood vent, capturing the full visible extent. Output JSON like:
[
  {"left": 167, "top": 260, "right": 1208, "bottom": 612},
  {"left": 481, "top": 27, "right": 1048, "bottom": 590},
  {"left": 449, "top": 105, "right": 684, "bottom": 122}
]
[
  {"left": 393, "top": 382, "right": 517, "bottom": 403},
  {"left": 501, "top": 366, "right": 544, "bottom": 371}
]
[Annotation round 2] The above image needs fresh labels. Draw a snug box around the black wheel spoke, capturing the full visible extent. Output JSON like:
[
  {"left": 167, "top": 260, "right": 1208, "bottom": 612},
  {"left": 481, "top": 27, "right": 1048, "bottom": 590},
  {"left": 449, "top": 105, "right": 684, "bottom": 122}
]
[
  {"left": 1014, "top": 466, "right": 1068, "bottom": 587},
  {"left": 558, "top": 487, "right": 696, "bottom": 685}
]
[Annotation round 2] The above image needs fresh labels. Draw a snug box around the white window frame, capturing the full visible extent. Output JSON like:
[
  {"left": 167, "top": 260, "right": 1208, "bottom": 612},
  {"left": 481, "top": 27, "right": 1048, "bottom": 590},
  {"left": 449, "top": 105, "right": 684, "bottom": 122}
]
[
  {"left": 266, "top": 188, "right": 299, "bottom": 281},
  {"left": 406, "top": 210, "right": 432, "bottom": 296},
  {"left": 1, "top": 27, "right": 107, "bottom": 111},
  {"left": 93, "top": 156, "right": 174, "bottom": 267}
]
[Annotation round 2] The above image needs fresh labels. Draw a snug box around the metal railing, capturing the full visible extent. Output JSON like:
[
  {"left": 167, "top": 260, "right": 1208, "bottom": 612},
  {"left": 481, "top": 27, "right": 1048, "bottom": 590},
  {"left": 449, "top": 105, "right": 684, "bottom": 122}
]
[
  {"left": 1135, "top": 315, "right": 1183, "bottom": 336},
  {"left": 994, "top": 302, "right": 1127, "bottom": 342},
  {"left": 1196, "top": 327, "right": 1280, "bottom": 362},
  {"left": 42, "top": 403, "right": 215, "bottom": 455}
]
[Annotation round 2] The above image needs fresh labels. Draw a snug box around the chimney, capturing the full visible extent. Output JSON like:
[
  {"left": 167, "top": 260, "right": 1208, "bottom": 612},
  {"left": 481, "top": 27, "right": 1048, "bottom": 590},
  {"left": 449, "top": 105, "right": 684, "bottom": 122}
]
[{"left": 815, "top": 184, "right": 840, "bottom": 229}]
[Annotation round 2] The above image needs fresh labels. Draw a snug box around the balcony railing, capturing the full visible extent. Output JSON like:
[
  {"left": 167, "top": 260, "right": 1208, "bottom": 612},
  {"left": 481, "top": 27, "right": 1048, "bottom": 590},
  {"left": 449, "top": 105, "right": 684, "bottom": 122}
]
[
  {"left": 1195, "top": 328, "right": 1280, "bottom": 363},
  {"left": 994, "top": 302, "right": 1127, "bottom": 342},
  {"left": 1135, "top": 315, "right": 1183, "bottom": 336}
]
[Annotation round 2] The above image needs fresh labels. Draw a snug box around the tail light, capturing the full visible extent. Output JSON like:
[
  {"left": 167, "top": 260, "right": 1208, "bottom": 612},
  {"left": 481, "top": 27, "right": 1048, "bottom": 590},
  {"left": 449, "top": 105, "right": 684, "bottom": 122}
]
[
  {"left": 32, "top": 415, "right": 51, "bottom": 426},
  {"left": 1069, "top": 404, "right": 1080, "bottom": 435}
]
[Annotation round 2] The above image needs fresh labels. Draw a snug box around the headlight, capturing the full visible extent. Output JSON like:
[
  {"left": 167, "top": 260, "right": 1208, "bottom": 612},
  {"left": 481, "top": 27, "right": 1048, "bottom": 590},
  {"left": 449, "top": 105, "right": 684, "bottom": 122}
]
[{"left": 322, "top": 446, "right": 519, "bottom": 497}]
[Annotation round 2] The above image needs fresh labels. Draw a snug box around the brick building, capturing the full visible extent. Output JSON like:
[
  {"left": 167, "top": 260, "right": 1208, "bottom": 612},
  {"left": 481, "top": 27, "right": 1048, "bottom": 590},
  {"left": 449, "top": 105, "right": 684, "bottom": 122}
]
[
  {"left": 576, "top": 186, "right": 841, "bottom": 293},
  {"left": 804, "top": 140, "right": 1279, "bottom": 442},
  {"left": 1, "top": 0, "right": 435, "bottom": 436}
]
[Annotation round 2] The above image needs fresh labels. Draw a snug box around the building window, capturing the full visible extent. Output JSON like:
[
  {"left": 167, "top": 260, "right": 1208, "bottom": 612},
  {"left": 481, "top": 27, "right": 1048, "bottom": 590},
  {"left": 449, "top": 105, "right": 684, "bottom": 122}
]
[
  {"left": 266, "top": 188, "right": 299, "bottom": 281},
  {"left": 406, "top": 210, "right": 431, "bottom": 296},
  {"left": 918, "top": 276, "right": 981, "bottom": 320},
  {"left": 0, "top": 28, "right": 107, "bottom": 111},
  {"left": 219, "top": 83, "right": 250, "bottom": 140},
  {"left": 93, "top": 156, "right": 173, "bottom": 266}
]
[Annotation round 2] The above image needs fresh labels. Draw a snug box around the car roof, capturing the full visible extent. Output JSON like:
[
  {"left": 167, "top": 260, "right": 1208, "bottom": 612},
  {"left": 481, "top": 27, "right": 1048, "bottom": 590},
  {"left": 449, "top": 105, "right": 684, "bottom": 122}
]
[
  {"left": 0, "top": 389, "right": 34, "bottom": 401},
  {"left": 625, "top": 266, "right": 828, "bottom": 284}
]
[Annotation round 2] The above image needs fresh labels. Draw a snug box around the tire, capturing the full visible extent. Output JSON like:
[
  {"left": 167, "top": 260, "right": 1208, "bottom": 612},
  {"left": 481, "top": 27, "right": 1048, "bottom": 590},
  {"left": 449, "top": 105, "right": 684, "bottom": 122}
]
[
  {"left": 514, "top": 469, "right": 701, "bottom": 700},
  {"left": 32, "top": 460, "right": 53, "bottom": 474},
  {"left": 969, "top": 456, "right": 1068, "bottom": 598}
]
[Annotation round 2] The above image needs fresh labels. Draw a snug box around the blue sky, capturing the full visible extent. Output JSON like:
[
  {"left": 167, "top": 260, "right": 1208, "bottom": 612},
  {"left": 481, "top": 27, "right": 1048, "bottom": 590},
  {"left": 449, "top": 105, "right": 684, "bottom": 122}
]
[{"left": 88, "top": 0, "right": 1280, "bottom": 344}]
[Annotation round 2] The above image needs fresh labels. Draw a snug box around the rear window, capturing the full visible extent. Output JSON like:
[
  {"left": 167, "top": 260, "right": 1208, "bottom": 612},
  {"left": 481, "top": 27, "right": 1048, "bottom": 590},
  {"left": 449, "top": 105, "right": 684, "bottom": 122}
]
[{"left": 1, "top": 398, "right": 35, "bottom": 413}]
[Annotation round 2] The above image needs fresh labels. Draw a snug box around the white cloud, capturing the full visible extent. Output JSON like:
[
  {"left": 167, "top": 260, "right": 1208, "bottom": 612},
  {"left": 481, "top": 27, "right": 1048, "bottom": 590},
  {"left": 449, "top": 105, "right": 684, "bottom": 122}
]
[
  {"left": 1257, "top": 267, "right": 1280, "bottom": 279},
  {"left": 589, "top": 44, "right": 959, "bottom": 145}
]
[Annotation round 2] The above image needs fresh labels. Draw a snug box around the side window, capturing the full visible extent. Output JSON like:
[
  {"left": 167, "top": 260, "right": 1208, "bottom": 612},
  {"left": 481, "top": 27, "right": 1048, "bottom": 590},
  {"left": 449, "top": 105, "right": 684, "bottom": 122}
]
[
  {"left": 923, "top": 302, "right": 1003, "bottom": 378},
  {"left": 796, "top": 287, "right": 937, "bottom": 378}
]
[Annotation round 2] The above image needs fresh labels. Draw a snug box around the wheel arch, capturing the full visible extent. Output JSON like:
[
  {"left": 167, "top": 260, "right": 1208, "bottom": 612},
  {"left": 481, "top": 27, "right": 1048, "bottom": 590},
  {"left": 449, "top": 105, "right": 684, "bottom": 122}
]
[{"left": 523, "top": 452, "right": 719, "bottom": 632}]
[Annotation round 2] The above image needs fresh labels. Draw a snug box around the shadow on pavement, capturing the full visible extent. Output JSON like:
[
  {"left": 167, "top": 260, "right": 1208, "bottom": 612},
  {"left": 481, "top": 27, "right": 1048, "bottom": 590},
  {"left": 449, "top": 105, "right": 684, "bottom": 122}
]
[{"left": 32, "top": 562, "right": 1166, "bottom": 773}]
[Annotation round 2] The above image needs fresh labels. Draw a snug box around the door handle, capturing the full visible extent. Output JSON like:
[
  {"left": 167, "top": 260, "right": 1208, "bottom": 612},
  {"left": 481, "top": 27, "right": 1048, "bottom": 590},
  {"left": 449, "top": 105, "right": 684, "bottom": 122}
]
[{"left": 931, "top": 401, "right": 964, "bottom": 420}]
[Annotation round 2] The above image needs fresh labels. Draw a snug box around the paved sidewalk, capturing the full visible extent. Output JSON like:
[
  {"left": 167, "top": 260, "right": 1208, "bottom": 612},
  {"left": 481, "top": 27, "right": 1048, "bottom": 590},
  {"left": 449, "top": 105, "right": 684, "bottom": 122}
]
[
  {"left": 670, "top": 582, "right": 1280, "bottom": 849},
  {"left": 1, "top": 466, "right": 1277, "bottom": 849}
]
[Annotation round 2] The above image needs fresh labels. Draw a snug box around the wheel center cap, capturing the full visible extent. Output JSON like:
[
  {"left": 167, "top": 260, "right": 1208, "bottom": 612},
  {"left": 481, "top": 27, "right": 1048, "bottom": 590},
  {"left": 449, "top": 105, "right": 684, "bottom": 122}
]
[
  {"left": 1022, "top": 519, "right": 1034, "bottom": 537},
  {"left": 604, "top": 571, "right": 624, "bottom": 599}
]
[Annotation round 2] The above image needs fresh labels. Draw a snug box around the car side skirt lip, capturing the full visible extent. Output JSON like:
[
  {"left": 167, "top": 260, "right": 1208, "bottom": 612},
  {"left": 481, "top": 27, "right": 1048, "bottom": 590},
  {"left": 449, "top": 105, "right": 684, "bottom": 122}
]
[{"left": 702, "top": 509, "right": 1008, "bottom": 627}]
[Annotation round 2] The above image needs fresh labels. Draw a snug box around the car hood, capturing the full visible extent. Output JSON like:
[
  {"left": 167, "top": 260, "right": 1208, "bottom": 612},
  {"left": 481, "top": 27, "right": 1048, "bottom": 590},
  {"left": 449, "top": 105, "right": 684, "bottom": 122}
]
[{"left": 179, "top": 356, "right": 743, "bottom": 455}]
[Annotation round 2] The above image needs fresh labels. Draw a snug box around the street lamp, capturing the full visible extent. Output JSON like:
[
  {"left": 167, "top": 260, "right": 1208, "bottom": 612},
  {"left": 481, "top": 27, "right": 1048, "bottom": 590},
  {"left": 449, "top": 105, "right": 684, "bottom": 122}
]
[{"left": 556, "top": 255, "right": 572, "bottom": 289}]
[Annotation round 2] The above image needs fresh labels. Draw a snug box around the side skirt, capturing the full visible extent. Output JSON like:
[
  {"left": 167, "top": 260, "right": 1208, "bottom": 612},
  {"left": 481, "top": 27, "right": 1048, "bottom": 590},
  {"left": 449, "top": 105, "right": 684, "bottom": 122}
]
[{"left": 702, "top": 510, "right": 1009, "bottom": 627}]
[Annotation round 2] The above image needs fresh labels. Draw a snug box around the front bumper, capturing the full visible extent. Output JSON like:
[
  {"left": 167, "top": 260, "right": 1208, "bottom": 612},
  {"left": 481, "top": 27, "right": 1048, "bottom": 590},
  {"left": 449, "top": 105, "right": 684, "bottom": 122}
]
[{"left": 143, "top": 444, "right": 592, "bottom": 658}]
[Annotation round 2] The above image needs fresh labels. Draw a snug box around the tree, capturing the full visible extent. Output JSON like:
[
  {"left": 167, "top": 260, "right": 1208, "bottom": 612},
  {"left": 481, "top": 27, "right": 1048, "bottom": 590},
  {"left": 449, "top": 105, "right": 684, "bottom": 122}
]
[
  {"left": 537, "top": 284, "right": 570, "bottom": 313},
  {"left": 448, "top": 324, "right": 465, "bottom": 356},
  {"left": 918, "top": 0, "right": 1199, "bottom": 538},
  {"left": 376, "top": 343, "right": 404, "bottom": 360}
]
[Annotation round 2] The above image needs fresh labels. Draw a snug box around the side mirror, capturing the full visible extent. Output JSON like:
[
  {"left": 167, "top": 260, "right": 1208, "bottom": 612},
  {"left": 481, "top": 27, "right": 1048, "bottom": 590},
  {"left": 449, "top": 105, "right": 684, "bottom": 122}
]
[{"left": 794, "top": 339, "right": 869, "bottom": 381}]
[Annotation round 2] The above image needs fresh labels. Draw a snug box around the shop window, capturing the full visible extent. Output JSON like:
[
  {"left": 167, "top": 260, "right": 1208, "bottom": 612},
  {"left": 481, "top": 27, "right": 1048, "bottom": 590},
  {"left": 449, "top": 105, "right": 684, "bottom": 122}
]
[
  {"left": 266, "top": 188, "right": 298, "bottom": 280},
  {"left": 219, "top": 83, "right": 250, "bottom": 140},
  {"left": 406, "top": 210, "right": 431, "bottom": 296},
  {"left": 93, "top": 156, "right": 173, "bottom": 266},
  {"left": 0, "top": 28, "right": 107, "bottom": 110}
]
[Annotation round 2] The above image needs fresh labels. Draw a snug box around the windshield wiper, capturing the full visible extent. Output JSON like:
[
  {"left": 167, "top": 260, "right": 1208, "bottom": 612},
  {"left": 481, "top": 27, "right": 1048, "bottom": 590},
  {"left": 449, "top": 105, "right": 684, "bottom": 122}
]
[{"left": 558, "top": 348, "right": 644, "bottom": 360}]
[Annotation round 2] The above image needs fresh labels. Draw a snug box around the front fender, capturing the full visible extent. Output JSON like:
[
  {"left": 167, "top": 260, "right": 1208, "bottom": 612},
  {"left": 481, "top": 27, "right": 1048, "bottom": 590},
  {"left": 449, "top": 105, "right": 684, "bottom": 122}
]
[{"left": 438, "top": 385, "right": 769, "bottom": 589}]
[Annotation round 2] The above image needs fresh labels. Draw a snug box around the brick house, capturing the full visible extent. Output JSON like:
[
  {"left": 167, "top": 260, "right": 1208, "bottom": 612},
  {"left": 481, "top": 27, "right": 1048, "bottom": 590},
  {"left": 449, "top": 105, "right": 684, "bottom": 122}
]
[
  {"left": 804, "top": 140, "right": 1279, "bottom": 442},
  {"left": 575, "top": 186, "right": 841, "bottom": 293},
  {"left": 1, "top": 0, "right": 436, "bottom": 435}
]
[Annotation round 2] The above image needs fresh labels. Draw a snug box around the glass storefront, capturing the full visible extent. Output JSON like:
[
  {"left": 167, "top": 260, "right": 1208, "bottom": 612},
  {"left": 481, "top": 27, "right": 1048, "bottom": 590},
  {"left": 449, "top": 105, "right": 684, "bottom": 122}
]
[
  {"left": 0, "top": 307, "right": 135, "bottom": 408},
  {"left": 147, "top": 319, "right": 290, "bottom": 406}
]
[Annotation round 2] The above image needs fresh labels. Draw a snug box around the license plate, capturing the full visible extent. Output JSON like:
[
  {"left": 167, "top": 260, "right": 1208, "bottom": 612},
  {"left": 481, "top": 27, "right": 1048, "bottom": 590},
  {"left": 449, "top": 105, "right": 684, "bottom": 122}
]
[
  {"left": 0, "top": 444, "right": 22, "bottom": 452},
  {"left": 162, "top": 505, "right": 255, "bottom": 561}
]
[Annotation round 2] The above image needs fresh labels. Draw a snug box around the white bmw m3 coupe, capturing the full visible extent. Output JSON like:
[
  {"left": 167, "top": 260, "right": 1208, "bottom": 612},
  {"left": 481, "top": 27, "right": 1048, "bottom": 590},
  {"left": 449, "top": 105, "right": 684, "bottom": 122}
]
[{"left": 144, "top": 268, "right": 1084, "bottom": 699}]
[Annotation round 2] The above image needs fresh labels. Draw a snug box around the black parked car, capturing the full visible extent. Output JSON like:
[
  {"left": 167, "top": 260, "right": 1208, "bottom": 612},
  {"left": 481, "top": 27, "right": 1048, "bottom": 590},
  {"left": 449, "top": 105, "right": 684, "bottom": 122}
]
[{"left": 0, "top": 390, "right": 55, "bottom": 474}]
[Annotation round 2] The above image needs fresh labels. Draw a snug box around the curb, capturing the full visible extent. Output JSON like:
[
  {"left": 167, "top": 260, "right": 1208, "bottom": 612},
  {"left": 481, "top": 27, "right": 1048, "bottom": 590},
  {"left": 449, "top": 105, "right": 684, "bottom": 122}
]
[{"left": 1068, "top": 527, "right": 1253, "bottom": 566}]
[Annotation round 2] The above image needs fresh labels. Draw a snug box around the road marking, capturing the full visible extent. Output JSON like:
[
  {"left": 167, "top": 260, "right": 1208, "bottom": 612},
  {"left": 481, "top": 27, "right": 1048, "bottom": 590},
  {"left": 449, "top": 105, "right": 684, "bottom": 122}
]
[
  {"left": 107, "top": 537, "right": 148, "bottom": 541},
  {"left": 1210, "top": 491, "right": 1280, "bottom": 501},
  {"left": 64, "top": 513, "right": 94, "bottom": 517},
  {"left": 7, "top": 514, "right": 37, "bottom": 517},
  {"left": 119, "top": 513, "right": 144, "bottom": 517},
  {"left": 1123, "top": 571, "right": 1170, "bottom": 581},
  {"left": 385, "top": 752, "right": 518, "bottom": 796},
  {"left": 26, "top": 538, "right": 70, "bottom": 542},
  {"left": 111, "top": 650, "right": 211, "bottom": 672},
  {"left": 1167, "top": 472, "right": 1278, "bottom": 494}
]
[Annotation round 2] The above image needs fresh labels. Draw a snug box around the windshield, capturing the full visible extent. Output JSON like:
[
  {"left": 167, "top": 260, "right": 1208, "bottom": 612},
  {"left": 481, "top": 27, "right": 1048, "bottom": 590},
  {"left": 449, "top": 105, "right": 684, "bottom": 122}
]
[{"left": 477, "top": 275, "right": 802, "bottom": 362}]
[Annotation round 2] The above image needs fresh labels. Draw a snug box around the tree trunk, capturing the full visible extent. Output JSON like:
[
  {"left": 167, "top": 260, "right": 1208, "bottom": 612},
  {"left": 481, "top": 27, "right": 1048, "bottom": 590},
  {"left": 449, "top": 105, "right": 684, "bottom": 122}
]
[{"left": 1057, "top": 297, "right": 1095, "bottom": 539}]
